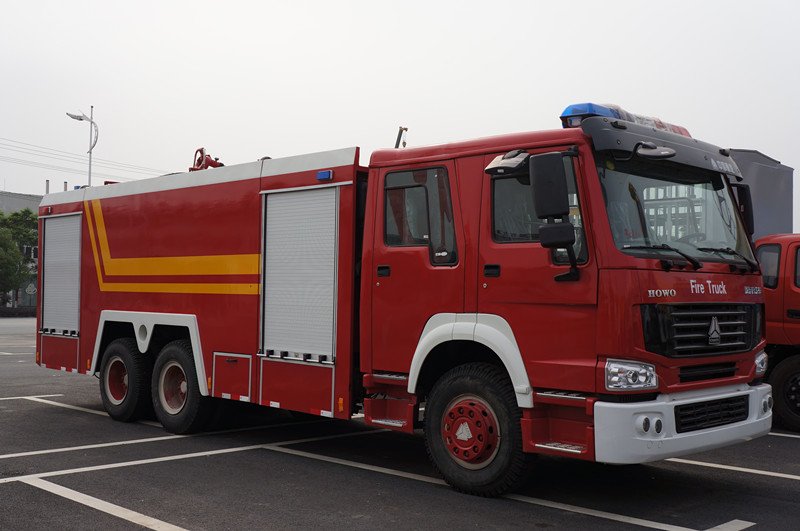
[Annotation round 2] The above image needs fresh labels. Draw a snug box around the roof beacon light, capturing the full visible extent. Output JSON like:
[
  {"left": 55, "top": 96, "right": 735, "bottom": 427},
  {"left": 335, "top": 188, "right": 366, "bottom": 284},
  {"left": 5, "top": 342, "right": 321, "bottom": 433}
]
[{"left": 560, "top": 103, "right": 691, "bottom": 138}]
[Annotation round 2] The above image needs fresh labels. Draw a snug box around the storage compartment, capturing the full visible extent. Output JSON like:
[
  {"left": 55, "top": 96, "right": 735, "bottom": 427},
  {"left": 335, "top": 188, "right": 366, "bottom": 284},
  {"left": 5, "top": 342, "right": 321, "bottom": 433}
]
[
  {"left": 41, "top": 214, "right": 82, "bottom": 335},
  {"left": 212, "top": 353, "right": 252, "bottom": 401},
  {"left": 259, "top": 359, "right": 333, "bottom": 416},
  {"left": 40, "top": 335, "right": 80, "bottom": 372}
]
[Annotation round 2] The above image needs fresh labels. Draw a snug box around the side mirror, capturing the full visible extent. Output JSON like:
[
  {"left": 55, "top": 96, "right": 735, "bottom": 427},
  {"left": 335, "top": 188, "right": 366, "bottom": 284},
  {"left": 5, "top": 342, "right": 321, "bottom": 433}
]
[
  {"left": 530, "top": 152, "right": 570, "bottom": 219},
  {"left": 530, "top": 151, "right": 580, "bottom": 282},
  {"left": 731, "top": 183, "right": 755, "bottom": 238}
]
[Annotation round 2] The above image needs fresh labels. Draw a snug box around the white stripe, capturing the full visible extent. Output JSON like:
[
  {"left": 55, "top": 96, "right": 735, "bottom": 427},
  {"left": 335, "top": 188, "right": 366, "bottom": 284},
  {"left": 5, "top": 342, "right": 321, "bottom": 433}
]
[
  {"left": 22, "top": 477, "right": 187, "bottom": 531},
  {"left": 0, "top": 427, "right": 373, "bottom": 485},
  {"left": 0, "top": 420, "right": 327, "bottom": 460},
  {"left": 24, "top": 397, "right": 106, "bottom": 416},
  {"left": 265, "top": 444, "right": 743, "bottom": 531},
  {"left": 0, "top": 394, "right": 64, "bottom": 401},
  {"left": 41, "top": 147, "right": 358, "bottom": 206},
  {"left": 668, "top": 458, "right": 800, "bottom": 481},
  {"left": 0, "top": 445, "right": 265, "bottom": 485},
  {"left": 704, "top": 520, "right": 756, "bottom": 530},
  {"left": 769, "top": 431, "right": 800, "bottom": 440},
  {"left": 0, "top": 352, "right": 29, "bottom": 356},
  {"left": 269, "top": 429, "right": 389, "bottom": 447}
]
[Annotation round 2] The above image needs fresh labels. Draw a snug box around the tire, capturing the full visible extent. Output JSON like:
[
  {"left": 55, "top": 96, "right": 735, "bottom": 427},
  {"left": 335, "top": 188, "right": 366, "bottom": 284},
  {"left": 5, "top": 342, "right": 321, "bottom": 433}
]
[
  {"left": 99, "top": 338, "right": 151, "bottom": 422},
  {"left": 769, "top": 356, "right": 800, "bottom": 432},
  {"left": 151, "top": 340, "right": 210, "bottom": 434},
  {"left": 424, "top": 363, "right": 531, "bottom": 496}
]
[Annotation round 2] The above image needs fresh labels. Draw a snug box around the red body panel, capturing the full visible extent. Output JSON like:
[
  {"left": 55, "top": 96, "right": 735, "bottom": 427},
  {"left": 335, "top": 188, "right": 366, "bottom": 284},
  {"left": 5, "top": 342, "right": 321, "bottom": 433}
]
[{"left": 40, "top": 336, "right": 79, "bottom": 372}]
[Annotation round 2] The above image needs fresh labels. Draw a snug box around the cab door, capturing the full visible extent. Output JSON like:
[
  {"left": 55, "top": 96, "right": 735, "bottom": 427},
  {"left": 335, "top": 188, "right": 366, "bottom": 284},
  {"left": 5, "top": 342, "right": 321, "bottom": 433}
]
[
  {"left": 781, "top": 242, "right": 800, "bottom": 344},
  {"left": 477, "top": 148, "right": 598, "bottom": 391},
  {"left": 370, "top": 162, "right": 464, "bottom": 373},
  {"left": 755, "top": 243, "right": 787, "bottom": 344}
]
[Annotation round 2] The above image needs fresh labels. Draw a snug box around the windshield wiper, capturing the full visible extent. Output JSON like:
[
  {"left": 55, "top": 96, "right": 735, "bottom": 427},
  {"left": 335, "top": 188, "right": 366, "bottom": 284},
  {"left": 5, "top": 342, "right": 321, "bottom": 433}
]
[
  {"left": 623, "top": 244, "right": 703, "bottom": 270},
  {"left": 697, "top": 247, "right": 759, "bottom": 273}
]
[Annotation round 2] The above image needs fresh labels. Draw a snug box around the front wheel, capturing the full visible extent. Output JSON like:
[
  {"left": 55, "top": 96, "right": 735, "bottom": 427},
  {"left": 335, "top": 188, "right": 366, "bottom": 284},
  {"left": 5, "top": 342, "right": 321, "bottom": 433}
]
[
  {"left": 769, "top": 356, "right": 800, "bottom": 432},
  {"left": 424, "top": 363, "right": 530, "bottom": 496},
  {"left": 151, "top": 340, "right": 210, "bottom": 433}
]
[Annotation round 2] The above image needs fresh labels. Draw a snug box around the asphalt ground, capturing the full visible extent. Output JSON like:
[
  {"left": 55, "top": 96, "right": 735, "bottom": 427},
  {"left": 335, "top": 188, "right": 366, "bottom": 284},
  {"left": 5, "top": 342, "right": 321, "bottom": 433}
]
[{"left": 1, "top": 317, "right": 799, "bottom": 530}]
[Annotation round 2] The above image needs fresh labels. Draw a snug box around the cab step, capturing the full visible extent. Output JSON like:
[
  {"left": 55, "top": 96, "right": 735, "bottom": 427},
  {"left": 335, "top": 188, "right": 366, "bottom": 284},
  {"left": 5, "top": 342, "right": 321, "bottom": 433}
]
[{"left": 534, "top": 442, "right": 587, "bottom": 454}]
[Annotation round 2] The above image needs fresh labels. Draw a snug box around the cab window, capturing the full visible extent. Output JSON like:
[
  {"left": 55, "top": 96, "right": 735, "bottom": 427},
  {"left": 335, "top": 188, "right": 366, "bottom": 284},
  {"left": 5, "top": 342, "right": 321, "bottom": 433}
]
[
  {"left": 384, "top": 168, "right": 457, "bottom": 265},
  {"left": 756, "top": 244, "right": 780, "bottom": 289},
  {"left": 491, "top": 155, "right": 586, "bottom": 262}
]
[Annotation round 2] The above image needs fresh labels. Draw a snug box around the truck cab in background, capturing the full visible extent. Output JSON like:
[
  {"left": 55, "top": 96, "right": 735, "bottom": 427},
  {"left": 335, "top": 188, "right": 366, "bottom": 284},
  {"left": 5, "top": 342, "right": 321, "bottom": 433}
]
[{"left": 755, "top": 235, "right": 800, "bottom": 430}]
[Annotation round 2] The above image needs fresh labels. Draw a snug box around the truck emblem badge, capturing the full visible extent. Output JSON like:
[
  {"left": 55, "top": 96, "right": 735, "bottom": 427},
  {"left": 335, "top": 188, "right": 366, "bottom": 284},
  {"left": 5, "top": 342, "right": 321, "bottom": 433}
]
[
  {"left": 708, "top": 316, "right": 721, "bottom": 345},
  {"left": 455, "top": 422, "right": 473, "bottom": 442}
]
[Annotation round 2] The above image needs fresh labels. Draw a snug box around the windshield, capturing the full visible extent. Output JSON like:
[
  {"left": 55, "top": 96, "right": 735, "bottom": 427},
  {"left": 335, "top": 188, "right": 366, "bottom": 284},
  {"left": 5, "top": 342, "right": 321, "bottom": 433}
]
[{"left": 597, "top": 154, "right": 755, "bottom": 264}]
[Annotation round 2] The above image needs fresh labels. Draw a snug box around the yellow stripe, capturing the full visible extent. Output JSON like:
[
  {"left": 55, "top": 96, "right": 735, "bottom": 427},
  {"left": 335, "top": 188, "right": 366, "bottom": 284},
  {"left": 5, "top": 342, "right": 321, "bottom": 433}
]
[
  {"left": 83, "top": 200, "right": 259, "bottom": 295},
  {"left": 91, "top": 200, "right": 260, "bottom": 276}
]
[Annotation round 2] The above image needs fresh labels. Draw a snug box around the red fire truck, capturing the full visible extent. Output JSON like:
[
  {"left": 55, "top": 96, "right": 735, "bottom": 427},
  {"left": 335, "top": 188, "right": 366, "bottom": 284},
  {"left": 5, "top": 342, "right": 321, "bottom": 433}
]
[{"left": 36, "top": 103, "right": 772, "bottom": 496}]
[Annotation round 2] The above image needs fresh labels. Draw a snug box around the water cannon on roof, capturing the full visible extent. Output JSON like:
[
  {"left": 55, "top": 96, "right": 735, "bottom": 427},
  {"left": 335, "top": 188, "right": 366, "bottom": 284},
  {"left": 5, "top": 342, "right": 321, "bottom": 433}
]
[{"left": 560, "top": 103, "right": 692, "bottom": 138}]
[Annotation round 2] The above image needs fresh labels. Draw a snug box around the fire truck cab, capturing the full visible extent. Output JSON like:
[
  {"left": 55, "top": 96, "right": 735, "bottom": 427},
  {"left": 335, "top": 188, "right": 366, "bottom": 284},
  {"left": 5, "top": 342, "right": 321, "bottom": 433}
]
[{"left": 37, "top": 104, "right": 772, "bottom": 496}]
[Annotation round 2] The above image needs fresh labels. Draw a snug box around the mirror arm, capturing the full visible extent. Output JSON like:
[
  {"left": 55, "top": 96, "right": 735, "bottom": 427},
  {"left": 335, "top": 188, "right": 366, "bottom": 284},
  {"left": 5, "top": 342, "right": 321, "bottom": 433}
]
[{"left": 555, "top": 244, "right": 580, "bottom": 282}]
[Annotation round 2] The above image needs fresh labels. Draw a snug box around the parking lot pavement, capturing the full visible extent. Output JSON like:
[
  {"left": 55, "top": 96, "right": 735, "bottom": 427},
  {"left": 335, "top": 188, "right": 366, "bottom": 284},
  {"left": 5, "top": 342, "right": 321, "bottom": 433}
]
[{"left": 2, "top": 317, "right": 800, "bottom": 530}]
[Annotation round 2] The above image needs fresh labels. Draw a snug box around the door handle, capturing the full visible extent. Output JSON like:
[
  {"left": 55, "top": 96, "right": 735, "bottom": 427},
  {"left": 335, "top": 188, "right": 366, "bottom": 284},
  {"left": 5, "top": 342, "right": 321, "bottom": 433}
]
[
  {"left": 787, "top": 309, "right": 800, "bottom": 319},
  {"left": 484, "top": 264, "right": 501, "bottom": 277},
  {"left": 377, "top": 265, "right": 391, "bottom": 277},
  {"left": 224, "top": 358, "right": 239, "bottom": 363}
]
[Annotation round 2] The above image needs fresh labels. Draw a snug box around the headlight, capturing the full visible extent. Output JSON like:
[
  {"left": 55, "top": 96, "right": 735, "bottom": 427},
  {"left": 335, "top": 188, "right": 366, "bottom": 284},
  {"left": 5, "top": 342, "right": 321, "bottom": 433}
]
[
  {"left": 754, "top": 351, "right": 768, "bottom": 376},
  {"left": 605, "top": 359, "right": 658, "bottom": 391}
]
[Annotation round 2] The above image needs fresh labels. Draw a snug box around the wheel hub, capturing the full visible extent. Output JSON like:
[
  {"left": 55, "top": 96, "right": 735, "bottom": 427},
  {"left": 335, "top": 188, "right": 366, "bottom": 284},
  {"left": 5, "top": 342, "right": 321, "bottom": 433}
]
[
  {"left": 160, "top": 361, "right": 188, "bottom": 415},
  {"left": 106, "top": 356, "right": 128, "bottom": 405},
  {"left": 441, "top": 396, "right": 500, "bottom": 469}
]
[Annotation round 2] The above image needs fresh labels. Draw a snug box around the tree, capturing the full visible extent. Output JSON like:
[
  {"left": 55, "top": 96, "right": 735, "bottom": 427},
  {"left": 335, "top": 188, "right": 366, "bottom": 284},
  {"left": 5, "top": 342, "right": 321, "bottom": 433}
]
[
  {"left": 0, "top": 228, "right": 25, "bottom": 305},
  {"left": 0, "top": 209, "right": 37, "bottom": 306}
]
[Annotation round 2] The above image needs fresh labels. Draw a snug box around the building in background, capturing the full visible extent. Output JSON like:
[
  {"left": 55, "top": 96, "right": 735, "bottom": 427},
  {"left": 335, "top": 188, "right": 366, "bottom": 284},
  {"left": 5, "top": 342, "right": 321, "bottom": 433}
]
[{"left": 0, "top": 191, "right": 42, "bottom": 214}]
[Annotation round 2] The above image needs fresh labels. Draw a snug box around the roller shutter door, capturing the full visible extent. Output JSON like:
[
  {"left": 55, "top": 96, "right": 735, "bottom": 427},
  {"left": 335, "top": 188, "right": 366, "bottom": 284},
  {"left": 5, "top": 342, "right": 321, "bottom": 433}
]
[
  {"left": 42, "top": 215, "right": 82, "bottom": 333},
  {"left": 263, "top": 187, "right": 338, "bottom": 359}
]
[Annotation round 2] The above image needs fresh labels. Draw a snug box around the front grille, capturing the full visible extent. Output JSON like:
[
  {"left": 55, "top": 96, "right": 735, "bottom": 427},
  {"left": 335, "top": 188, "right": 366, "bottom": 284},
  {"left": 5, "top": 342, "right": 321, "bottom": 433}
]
[
  {"left": 674, "top": 395, "right": 749, "bottom": 433},
  {"left": 642, "top": 303, "right": 761, "bottom": 358},
  {"left": 679, "top": 362, "right": 737, "bottom": 383}
]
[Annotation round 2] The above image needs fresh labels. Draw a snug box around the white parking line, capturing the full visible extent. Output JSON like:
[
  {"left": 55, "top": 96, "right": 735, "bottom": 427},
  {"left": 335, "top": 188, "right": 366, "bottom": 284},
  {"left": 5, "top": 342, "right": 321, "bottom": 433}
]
[
  {"left": 265, "top": 445, "right": 751, "bottom": 531},
  {"left": 0, "top": 445, "right": 266, "bottom": 485},
  {"left": 0, "top": 420, "right": 328, "bottom": 460},
  {"left": 0, "top": 352, "right": 29, "bottom": 356},
  {"left": 769, "top": 431, "right": 800, "bottom": 440},
  {"left": 667, "top": 458, "right": 800, "bottom": 481},
  {"left": 23, "top": 397, "right": 107, "bottom": 416},
  {"left": 22, "top": 478, "right": 187, "bottom": 531},
  {"left": 0, "top": 394, "right": 64, "bottom": 401}
]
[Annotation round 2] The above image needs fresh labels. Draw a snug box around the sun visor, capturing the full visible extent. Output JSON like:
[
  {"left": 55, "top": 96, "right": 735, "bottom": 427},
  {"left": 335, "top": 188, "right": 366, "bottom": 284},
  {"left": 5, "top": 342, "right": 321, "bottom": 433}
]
[{"left": 580, "top": 116, "right": 742, "bottom": 179}]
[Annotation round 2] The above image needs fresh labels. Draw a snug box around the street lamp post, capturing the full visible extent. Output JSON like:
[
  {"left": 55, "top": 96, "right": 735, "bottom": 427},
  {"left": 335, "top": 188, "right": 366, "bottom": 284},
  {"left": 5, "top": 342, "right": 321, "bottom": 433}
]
[{"left": 66, "top": 106, "right": 99, "bottom": 187}]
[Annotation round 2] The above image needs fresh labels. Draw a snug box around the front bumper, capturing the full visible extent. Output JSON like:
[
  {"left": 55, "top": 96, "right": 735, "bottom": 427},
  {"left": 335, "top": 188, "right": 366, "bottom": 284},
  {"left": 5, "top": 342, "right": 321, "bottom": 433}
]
[{"left": 594, "top": 383, "right": 771, "bottom": 464}]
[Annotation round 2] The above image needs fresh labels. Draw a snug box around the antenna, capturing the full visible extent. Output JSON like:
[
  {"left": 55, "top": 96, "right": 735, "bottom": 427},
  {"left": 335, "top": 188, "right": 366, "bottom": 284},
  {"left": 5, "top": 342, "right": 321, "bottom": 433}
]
[{"left": 394, "top": 126, "right": 408, "bottom": 149}]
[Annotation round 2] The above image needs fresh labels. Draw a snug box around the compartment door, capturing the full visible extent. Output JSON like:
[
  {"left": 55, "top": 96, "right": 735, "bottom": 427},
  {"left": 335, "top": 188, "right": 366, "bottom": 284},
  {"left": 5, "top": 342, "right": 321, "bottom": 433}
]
[{"left": 40, "top": 214, "right": 82, "bottom": 371}]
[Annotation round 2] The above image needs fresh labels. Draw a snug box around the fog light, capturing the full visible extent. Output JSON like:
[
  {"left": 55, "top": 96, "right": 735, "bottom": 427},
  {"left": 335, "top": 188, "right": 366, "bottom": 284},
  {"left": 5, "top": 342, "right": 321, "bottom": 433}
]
[
  {"left": 655, "top": 419, "right": 663, "bottom": 434},
  {"left": 768, "top": 396, "right": 774, "bottom": 409},
  {"left": 754, "top": 351, "right": 768, "bottom": 376},
  {"left": 636, "top": 416, "right": 651, "bottom": 434}
]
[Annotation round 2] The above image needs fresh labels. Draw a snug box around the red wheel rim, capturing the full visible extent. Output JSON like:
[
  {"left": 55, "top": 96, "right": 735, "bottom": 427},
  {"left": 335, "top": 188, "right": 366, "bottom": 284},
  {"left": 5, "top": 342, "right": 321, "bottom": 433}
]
[
  {"left": 105, "top": 356, "right": 128, "bottom": 405},
  {"left": 159, "top": 361, "right": 188, "bottom": 415},
  {"left": 441, "top": 395, "right": 500, "bottom": 470}
]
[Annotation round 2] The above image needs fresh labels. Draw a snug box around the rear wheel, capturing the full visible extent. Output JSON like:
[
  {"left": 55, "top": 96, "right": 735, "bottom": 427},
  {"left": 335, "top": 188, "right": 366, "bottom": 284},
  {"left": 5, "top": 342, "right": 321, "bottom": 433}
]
[
  {"left": 99, "top": 338, "right": 151, "bottom": 422},
  {"left": 151, "top": 340, "right": 210, "bottom": 433},
  {"left": 424, "top": 363, "right": 530, "bottom": 496},
  {"left": 770, "top": 356, "right": 800, "bottom": 431}
]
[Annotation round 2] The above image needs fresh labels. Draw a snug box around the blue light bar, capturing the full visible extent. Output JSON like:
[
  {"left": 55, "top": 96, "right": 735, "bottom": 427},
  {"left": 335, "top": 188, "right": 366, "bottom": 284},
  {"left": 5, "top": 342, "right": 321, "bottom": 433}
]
[
  {"left": 560, "top": 103, "right": 621, "bottom": 128},
  {"left": 316, "top": 169, "right": 333, "bottom": 181},
  {"left": 560, "top": 102, "right": 691, "bottom": 137}
]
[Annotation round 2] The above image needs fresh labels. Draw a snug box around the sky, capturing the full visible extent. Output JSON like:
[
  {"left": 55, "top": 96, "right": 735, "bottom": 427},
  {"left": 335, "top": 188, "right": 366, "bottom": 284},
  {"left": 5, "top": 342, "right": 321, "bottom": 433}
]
[{"left": 1, "top": 1, "right": 799, "bottom": 226}]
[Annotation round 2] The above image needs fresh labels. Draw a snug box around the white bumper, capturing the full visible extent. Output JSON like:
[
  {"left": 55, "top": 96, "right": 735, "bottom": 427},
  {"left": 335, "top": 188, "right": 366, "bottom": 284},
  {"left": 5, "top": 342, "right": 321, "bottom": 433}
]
[{"left": 594, "top": 383, "right": 772, "bottom": 464}]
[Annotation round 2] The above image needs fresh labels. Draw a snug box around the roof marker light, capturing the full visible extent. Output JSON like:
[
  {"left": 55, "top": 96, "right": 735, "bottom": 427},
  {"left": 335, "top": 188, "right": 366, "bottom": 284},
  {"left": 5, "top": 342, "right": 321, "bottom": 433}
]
[
  {"left": 560, "top": 103, "right": 692, "bottom": 137},
  {"left": 316, "top": 170, "right": 334, "bottom": 181}
]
